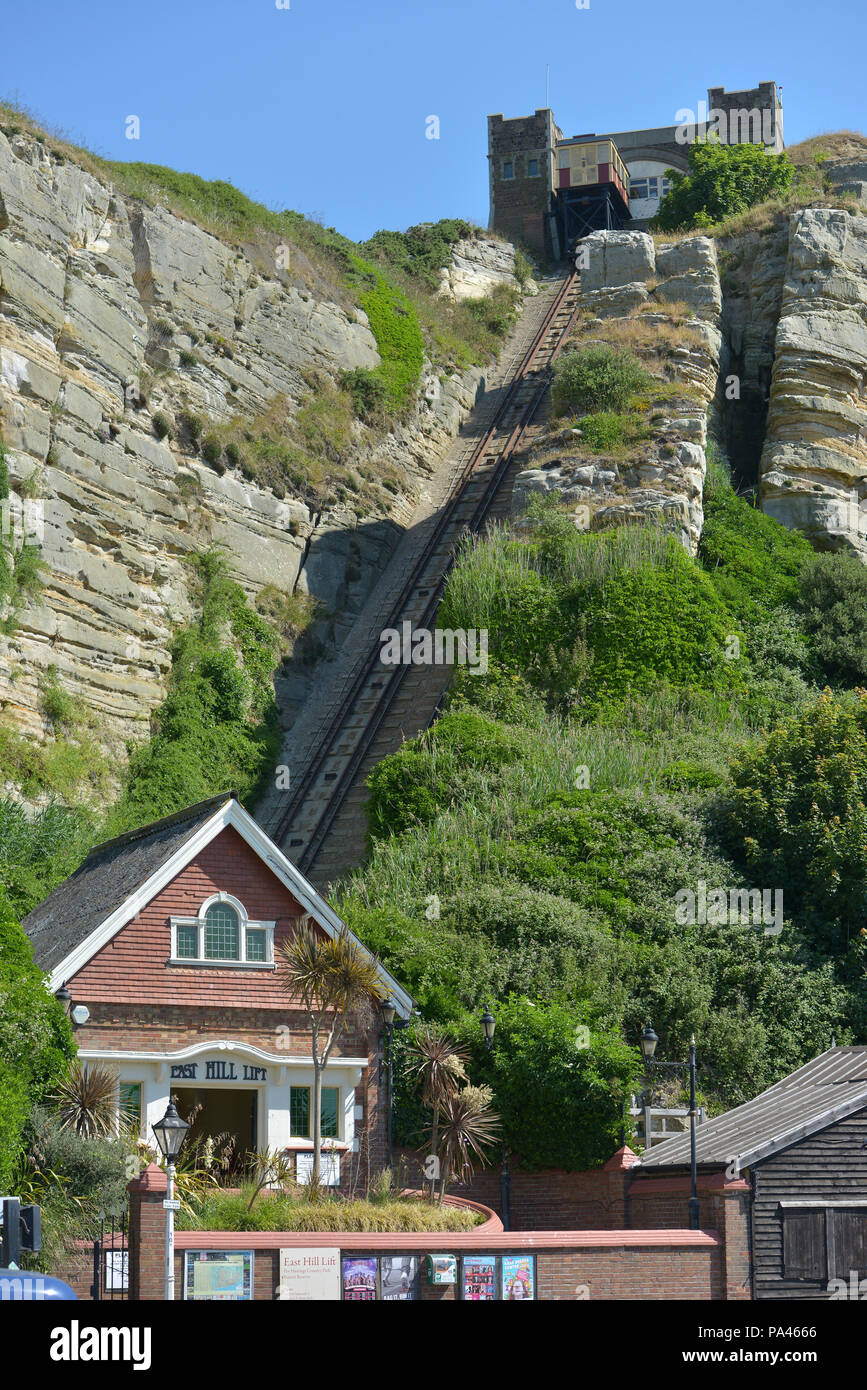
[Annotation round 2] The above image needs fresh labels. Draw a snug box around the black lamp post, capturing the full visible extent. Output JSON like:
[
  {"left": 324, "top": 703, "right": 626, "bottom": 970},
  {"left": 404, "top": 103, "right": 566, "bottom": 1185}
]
[
  {"left": 152, "top": 1099, "right": 190, "bottom": 1301},
  {"left": 381, "top": 998, "right": 397, "bottom": 1167},
  {"left": 639, "top": 1023, "right": 700, "bottom": 1231},
  {"left": 478, "top": 1006, "right": 510, "bottom": 1230}
]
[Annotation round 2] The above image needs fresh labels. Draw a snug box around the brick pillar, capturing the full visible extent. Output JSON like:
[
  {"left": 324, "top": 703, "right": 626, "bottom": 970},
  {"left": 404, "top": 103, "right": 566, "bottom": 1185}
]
[
  {"left": 127, "top": 1162, "right": 168, "bottom": 1301},
  {"left": 709, "top": 1178, "right": 752, "bottom": 1300},
  {"left": 603, "top": 1144, "right": 638, "bottom": 1227}
]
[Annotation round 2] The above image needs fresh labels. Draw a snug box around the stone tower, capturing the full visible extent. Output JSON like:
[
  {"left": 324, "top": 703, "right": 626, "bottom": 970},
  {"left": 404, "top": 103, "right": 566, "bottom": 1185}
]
[{"left": 487, "top": 108, "right": 563, "bottom": 258}]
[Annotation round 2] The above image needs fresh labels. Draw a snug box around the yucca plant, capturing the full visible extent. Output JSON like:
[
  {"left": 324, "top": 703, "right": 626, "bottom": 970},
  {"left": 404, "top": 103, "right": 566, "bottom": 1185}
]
[
  {"left": 437, "top": 1085, "right": 501, "bottom": 1202},
  {"left": 280, "top": 922, "right": 385, "bottom": 1189},
  {"left": 52, "top": 1061, "right": 118, "bottom": 1140},
  {"left": 404, "top": 1026, "right": 468, "bottom": 1203}
]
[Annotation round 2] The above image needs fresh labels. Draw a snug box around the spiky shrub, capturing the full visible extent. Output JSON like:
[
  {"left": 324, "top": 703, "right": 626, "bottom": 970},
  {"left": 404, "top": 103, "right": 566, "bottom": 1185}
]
[
  {"left": 403, "top": 1026, "right": 468, "bottom": 1203},
  {"left": 52, "top": 1061, "right": 118, "bottom": 1140},
  {"left": 437, "top": 1085, "right": 501, "bottom": 1198}
]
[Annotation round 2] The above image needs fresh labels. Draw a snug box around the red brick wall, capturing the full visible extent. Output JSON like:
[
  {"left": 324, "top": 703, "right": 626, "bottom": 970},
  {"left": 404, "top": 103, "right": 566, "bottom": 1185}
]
[
  {"left": 69, "top": 826, "right": 306, "bottom": 1010},
  {"left": 124, "top": 1168, "right": 740, "bottom": 1302}
]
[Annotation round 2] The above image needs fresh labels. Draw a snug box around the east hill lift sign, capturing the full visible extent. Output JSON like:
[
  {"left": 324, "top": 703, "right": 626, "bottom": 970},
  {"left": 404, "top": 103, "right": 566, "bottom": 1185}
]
[{"left": 170, "top": 1061, "right": 268, "bottom": 1082}]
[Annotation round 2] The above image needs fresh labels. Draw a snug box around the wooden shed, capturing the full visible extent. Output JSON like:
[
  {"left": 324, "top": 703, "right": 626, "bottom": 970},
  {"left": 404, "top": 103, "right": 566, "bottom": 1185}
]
[{"left": 634, "top": 1047, "right": 867, "bottom": 1299}]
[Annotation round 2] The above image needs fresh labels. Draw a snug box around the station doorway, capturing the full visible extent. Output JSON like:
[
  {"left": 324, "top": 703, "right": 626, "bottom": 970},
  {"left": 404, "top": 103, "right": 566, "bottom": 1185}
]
[{"left": 172, "top": 1087, "right": 258, "bottom": 1160}]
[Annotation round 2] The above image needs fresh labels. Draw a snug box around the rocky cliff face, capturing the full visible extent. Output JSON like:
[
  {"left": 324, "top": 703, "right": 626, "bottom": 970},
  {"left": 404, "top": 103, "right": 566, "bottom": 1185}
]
[
  {"left": 758, "top": 208, "right": 867, "bottom": 556},
  {"left": 437, "top": 235, "right": 523, "bottom": 301},
  {"left": 514, "top": 208, "right": 867, "bottom": 563},
  {"left": 513, "top": 230, "right": 722, "bottom": 555},
  {"left": 0, "top": 130, "right": 513, "bottom": 760}
]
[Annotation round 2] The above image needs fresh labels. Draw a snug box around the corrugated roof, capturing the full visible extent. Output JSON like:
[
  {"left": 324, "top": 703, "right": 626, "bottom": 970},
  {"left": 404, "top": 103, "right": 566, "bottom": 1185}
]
[
  {"left": 637, "top": 1047, "right": 867, "bottom": 1170},
  {"left": 22, "top": 794, "right": 233, "bottom": 976}
]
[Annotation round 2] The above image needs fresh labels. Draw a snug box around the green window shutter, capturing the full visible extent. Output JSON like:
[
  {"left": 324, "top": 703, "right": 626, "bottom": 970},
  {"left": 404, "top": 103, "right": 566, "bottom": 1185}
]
[
  {"left": 204, "top": 904, "right": 240, "bottom": 960},
  {"left": 290, "top": 1087, "right": 310, "bottom": 1138},
  {"left": 321, "top": 1087, "right": 340, "bottom": 1139}
]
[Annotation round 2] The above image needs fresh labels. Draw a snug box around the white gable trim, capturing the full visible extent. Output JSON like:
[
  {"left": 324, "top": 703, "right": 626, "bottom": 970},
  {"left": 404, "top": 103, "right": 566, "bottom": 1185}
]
[{"left": 48, "top": 797, "right": 413, "bottom": 1017}]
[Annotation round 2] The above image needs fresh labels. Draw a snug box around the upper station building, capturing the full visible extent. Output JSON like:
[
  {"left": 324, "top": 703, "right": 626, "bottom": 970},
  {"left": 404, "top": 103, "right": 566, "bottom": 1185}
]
[{"left": 488, "top": 81, "right": 784, "bottom": 256}]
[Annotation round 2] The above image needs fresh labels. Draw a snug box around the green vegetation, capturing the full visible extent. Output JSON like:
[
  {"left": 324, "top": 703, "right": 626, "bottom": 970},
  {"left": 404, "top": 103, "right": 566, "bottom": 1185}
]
[
  {"left": 796, "top": 551, "right": 867, "bottom": 687},
  {"left": 346, "top": 254, "right": 424, "bottom": 413},
  {"left": 0, "top": 917, "right": 75, "bottom": 1188},
  {"left": 724, "top": 692, "right": 867, "bottom": 965},
  {"left": 338, "top": 460, "right": 864, "bottom": 1169},
  {"left": 176, "top": 1188, "right": 481, "bottom": 1233},
  {"left": 653, "top": 140, "right": 795, "bottom": 232},
  {"left": 552, "top": 345, "right": 650, "bottom": 416},
  {"left": 362, "top": 219, "right": 473, "bottom": 291}
]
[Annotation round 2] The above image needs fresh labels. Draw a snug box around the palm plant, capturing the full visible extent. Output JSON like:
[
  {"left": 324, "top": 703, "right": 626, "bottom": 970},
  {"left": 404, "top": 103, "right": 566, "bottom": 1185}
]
[
  {"left": 437, "top": 1085, "right": 501, "bottom": 1203},
  {"left": 52, "top": 1061, "right": 118, "bottom": 1139},
  {"left": 280, "top": 922, "right": 385, "bottom": 1189},
  {"left": 404, "top": 1026, "right": 468, "bottom": 1203}
]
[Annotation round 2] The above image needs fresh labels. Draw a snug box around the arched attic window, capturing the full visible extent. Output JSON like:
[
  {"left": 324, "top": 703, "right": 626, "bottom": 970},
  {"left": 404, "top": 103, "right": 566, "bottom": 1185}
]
[
  {"left": 204, "top": 901, "right": 241, "bottom": 960},
  {"left": 171, "top": 894, "right": 274, "bottom": 966}
]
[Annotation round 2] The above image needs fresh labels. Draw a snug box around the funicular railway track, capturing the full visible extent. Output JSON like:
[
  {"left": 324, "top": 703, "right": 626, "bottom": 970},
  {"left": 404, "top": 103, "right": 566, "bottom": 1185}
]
[{"left": 270, "top": 265, "right": 582, "bottom": 887}]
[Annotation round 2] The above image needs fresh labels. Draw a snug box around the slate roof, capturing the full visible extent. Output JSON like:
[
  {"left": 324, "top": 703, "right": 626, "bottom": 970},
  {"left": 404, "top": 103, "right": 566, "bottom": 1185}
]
[
  {"left": 22, "top": 793, "right": 234, "bottom": 976},
  {"left": 637, "top": 1047, "right": 867, "bottom": 1170}
]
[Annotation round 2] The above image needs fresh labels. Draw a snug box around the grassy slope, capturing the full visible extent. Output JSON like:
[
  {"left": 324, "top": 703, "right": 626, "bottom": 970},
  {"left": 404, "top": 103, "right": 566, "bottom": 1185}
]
[{"left": 336, "top": 462, "right": 861, "bottom": 1167}]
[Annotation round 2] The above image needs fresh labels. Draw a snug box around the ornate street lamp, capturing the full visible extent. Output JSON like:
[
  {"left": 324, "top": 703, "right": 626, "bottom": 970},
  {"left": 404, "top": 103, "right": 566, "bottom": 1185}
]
[
  {"left": 480, "top": 1007, "right": 496, "bottom": 1051},
  {"left": 639, "top": 1023, "right": 700, "bottom": 1231},
  {"left": 152, "top": 1100, "right": 190, "bottom": 1302}
]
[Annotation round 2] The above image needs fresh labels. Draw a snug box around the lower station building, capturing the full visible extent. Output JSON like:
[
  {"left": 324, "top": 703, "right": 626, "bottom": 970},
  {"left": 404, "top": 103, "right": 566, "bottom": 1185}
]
[
  {"left": 488, "top": 80, "right": 784, "bottom": 255},
  {"left": 22, "top": 793, "right": 412, "bottom": 1185}
]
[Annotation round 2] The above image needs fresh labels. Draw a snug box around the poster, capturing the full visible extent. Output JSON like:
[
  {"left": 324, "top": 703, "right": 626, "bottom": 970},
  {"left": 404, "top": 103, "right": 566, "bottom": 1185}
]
[
  {"left": 342, "top": 1256, "right": 378, "bottom": 1300},
  {"left": 462, "top": 1255, "right": 496, "bottom": 1301},
  {"left": 278, "top": 1247, "right": 340, "bottom": 1301},
  {"left": 381, "top": 1255, "right": 419, "bottom": 1300},
  {"left": 296, "top": 1152, "right": 340, "bottom": 1186},
  {"left": 501, "top": 1254, "right": 535, "bottom": 1301},
  {"left": 104, "top": 1250, "right": 129, "bottom": 1293},
  {"left": 184, "top": 1250, "right": 253, "bottom": 1301}
]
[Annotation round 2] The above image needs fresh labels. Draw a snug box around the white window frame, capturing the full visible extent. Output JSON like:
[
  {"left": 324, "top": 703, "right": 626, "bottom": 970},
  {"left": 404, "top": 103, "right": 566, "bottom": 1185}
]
[{"left": 169, "top": 892, "right": 276, "bottom": 968}]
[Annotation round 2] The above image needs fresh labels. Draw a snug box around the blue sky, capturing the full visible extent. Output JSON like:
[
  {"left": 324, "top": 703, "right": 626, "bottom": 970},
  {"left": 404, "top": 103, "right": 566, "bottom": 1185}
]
[{"left": 4, "top": 0, "right": 864, "bottom": 242}]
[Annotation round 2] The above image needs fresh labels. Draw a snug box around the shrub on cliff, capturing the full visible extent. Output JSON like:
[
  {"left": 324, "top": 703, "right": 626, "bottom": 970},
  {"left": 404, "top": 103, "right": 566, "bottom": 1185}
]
[
  {"left": 723, "top": 691, "right": 867, "bottom": 955},
  {"left": 552, "top": 344, "right": 649, "bottom": 415},
  {"left": 653, "top": 140, "right": 794, "bottom": 232},
  {"left": 699, "top": 466, "right": 813, "bottom": 621},
  {"left": 797, "top": 551, "right": 867, "bottom": 687}
]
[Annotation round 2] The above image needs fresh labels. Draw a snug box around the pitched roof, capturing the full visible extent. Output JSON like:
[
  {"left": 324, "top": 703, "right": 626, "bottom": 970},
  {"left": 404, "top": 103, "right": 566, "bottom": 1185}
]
[
  {"left": 21, "top": 794, "right": 413, "bottom": 1017},
  {"left": 22, "top": 794, "right": 234, "bottom": 976},
  {"left": 636, "top": 1047, "right": 867, "bottom": 1171}
]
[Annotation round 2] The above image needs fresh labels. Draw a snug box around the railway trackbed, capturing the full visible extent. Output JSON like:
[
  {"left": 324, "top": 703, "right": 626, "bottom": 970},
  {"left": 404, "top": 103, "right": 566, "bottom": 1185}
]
[{"left": 265, "top": 263, "right": 582, "bottom": 888}]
